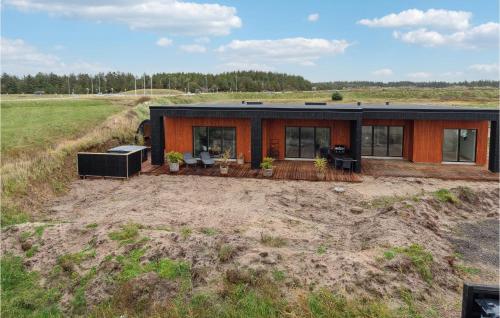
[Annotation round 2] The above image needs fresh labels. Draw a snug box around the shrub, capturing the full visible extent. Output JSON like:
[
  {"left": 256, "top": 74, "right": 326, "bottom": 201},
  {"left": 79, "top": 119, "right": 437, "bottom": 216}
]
[
  {"left": 220, "top": 149, "right": 232, "bottom": 168},
  {"left": 166, "top": 151, "right": 183, "bottom": 164},
  {"left": 260, "top": 157, "right": 274, "bottom": 169},
  {"left": 331, "top": 92, "right": 343, "bottom": 101},
  {"left": 433, "top": 189, "right": 460, "bottom": 204},
  {"left": 314, "top": 157, "right": 328, "bottom": 174}
]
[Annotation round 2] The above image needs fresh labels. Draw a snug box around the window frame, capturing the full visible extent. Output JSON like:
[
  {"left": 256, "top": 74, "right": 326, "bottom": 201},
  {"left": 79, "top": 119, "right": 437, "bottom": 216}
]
[
  {"left": 284, "top": 126, "right": 331, "bottom": 159},
  {"left": 192, "top": 126, "right": 237, "bottom": 159},
  {"left": 362, "top": 125, "right": 404, "bottom": 157},
  {"left": 442, "top": 128, "right": 477, "bottom": 163}
]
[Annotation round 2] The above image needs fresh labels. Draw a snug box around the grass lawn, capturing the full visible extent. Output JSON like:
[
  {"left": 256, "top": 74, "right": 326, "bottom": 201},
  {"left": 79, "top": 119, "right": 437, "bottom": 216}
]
[{"left": 1, "top": 99, "right": 125, "bottom": 157}]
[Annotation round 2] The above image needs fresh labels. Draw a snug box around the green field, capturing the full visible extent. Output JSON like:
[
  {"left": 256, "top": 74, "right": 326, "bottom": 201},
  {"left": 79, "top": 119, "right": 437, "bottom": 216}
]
[
  {"left": 154, "top": 87, "right": 499, "bottom": 108},
  {"left": 1, "top": 99, "right": 125, "bottom": 156}
]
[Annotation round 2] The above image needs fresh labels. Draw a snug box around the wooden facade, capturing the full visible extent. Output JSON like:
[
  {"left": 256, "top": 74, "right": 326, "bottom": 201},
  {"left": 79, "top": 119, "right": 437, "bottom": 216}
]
[
  {"left": 150, "top": 105, "right": 498, "bottom": 173},
  {"left": 411, "top": 120, "right": 488, "bottom": 165},
  {"left": 164, "top": 116, "right": 489, "bottom": 166},
  {"left": 164, "top": 117, "right": 252, "bottom": 162}
]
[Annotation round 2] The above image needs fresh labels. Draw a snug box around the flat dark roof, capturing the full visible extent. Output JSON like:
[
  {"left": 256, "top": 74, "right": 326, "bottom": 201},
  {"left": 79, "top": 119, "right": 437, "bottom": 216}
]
[{"left": 150, "top": 103, "right": 499, "bottom": 113}]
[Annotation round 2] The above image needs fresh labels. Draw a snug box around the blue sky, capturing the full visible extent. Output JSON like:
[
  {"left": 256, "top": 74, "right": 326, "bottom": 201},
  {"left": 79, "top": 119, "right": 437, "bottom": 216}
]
[{"left": 1, "top": 0, "right": 498, "bottom": 81}]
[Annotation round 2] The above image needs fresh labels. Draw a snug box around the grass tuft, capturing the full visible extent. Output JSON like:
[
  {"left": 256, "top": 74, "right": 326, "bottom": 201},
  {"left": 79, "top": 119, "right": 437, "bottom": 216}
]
[
  {"left": 218, "top": 244, "right": 236, "bottom": 263},
  {"left": 109, "top": 223, "right": 141, "bottom": 243},
  {"left": 180, "top": 227, "right": 192, "bottom": 239},
  {"left": 200, "top": 227, "right": 218, "bottom": 236},
  {"left": 260, "top": 233, "right": 288, "bottom": 248},
  {"left": 433, "top": 189, "right": 460, "bottom": 204},
  {"left": 317, "top": 245, "right": 327, "bottom": 255},
  {"left": 384, "top": 244, "right": 434, "bottom": 284},
  {"left": 57, "top": 247, "right": 96, "bottom": 272},
  {"left": 115, "top": 248, "right": 191, "bottom": 284}
]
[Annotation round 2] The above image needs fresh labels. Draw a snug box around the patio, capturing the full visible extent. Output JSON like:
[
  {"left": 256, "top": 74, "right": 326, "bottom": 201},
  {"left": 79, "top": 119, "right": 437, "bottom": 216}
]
[
  {"left": 141, "top": 156, "right": 499, "bottom": 182},
  {"left": 142, "top": 159, "right": 363, "bottom": 182}
]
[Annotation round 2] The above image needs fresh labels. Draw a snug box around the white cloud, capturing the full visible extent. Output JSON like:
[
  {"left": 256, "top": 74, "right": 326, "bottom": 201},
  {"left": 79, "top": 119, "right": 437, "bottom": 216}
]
[
  {"left": 156, "top": 37, "right": 173, "bottom": 47},
  {"left": 307, "top": 13, "right": 319, "bottom": 22},
  {"left": 407, "top": 72, "right": 432, "bottom": 79},
  {"left": 179, "top": 44, "right": 207, "bottom": 53},
  {"left": 1, "top": 37, "right": 107, "bottom": 75},
  {"left": 393, "top": 22, "right": 499, "bottom": 48},
  {"left": 358, "top": 9, "right": 471, "bottom": 30},
  {"left": 195, "top": 37, "right": 210, "bottom": 44},
  {"left": 216, "top": 37, "right": 351, "bottom": 67},
  {"left": 5, "top": 0, "right": 242, "bottom": 36},
  {"left": 468, "top": 63, "right": 499, "bottom": 73},
  {"left": 372, "top": 68, "right": 393, "bottom": 76}
]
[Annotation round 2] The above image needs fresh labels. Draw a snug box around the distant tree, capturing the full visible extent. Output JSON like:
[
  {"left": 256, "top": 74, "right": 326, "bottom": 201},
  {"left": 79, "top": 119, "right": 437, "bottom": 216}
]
[{"left": 331, "top": 91, "right": 343, "bottom": 101}]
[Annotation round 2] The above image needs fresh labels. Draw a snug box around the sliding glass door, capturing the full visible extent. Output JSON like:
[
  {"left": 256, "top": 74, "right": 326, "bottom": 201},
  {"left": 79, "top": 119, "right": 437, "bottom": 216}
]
[
  {"left": 442, "top": 129, "right": 476, "bottom": 162},
  {"left": 193, "top": 127, "right": 236, "bottom": 158},
  {"left": 362, "top": 126, "right": 403, "bottom": 157},
  {"left": 285, "top": 127, "right": 330, "bottom": 159}
]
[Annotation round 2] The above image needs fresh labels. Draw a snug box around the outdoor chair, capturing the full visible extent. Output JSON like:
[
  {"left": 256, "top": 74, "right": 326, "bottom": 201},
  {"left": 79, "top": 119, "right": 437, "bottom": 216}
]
[
  {"left": 183, "top": 153, "right": 197, "bottom": 168},
  {"left": 200, "top": 151, "right": 215, "bottom": 168},
  {"left": 342, "top": 159, "right": 353, "bottom": 173},
  {"left": 319, "top": 147, "right": 329, "bottom": 159}
]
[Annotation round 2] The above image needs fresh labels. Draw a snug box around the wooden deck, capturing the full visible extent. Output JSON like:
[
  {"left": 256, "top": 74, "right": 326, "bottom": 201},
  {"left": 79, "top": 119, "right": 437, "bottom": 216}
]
[{"left": 142, "top": 160, "right": 362, "bottom": 182}]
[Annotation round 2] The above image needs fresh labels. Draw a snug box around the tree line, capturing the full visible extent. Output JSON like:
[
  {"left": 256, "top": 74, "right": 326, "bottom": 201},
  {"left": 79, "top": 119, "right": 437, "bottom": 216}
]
[
  {"left": 1, "top": 72, "right": 498, "bottom": 94},
  {"left": 0, "top": 71, "right": 312, "bottom": 94},
  {"left": 314, "top": 80, "right": 499, "bottom": 90}
]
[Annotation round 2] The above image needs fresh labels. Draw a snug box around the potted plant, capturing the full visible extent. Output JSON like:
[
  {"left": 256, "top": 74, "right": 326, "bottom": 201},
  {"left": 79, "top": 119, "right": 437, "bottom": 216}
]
[
  {"left": 166, "top": 151, "right": 183, "bottom": 172},
  {"left": 260, "top": 157, "right": 274, "bottom": 177},
  {"left": 237, "top": 153, "right": 244, "bottom": 165},
  {"left": 219, "top": 149, "right": 231, "bottom": 175},
  {"left": 314, "top": 156, "right": 328, "bottom": 180}
]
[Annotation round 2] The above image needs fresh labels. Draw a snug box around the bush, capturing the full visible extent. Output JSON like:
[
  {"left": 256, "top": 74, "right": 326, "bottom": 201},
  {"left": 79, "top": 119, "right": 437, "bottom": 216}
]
[
  {"left": 314, "top": 157, "right": 327, "bottom": 173},
  {"left": 166, "top": 151, "right": 183, "bottom": 164},
  {"left": 260, "top": 157, "right": 274, "bottom": 169},
  {"left": 331, "top": 92, "right": 343, "bottom": 101}
]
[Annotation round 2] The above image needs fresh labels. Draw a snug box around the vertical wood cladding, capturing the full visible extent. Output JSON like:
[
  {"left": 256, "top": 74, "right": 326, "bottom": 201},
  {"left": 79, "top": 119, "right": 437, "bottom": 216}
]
[
  {"left": 411, "top": 120, "right": 488, "bottom": 165},
  {"left": 262, "top": 119, "right": 351, "bottom": 160},
  {"left": 362, "top": 119, "right": 487, "bottom": 165},
  {"left": 162, "top": 116, "right": 489, "bottom": 167},
  {"left": 164, "top": 117, "right": 252, "bottom": 162}
]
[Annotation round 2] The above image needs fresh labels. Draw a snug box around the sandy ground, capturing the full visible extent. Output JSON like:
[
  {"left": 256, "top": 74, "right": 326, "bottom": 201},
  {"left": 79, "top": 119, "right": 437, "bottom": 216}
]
[{"left": 2, "top": 175, "right": 499, "bottom": 315}]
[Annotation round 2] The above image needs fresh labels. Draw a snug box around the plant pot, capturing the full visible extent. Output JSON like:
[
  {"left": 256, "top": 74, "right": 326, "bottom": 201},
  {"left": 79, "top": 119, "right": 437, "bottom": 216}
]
[
  {"left": 316, "top": 172, "right": 325, "bottom": 180},
  {"left": 262, "top": 168, "right": 273, "bottom": 177},
  {"left": 237, "top": 158, "right": 244, "bottom": 165},
  {"left": 220, "top": 166, "right": 229, "bottom": 175},
  {"left": 169, "top": 162, "right": 179, "bottom": 172}
]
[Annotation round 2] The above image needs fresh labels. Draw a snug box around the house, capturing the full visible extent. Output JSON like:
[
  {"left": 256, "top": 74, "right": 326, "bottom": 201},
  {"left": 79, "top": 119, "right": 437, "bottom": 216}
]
[{"left": 149, "top": 103, "right": 499, "bottom": 173}]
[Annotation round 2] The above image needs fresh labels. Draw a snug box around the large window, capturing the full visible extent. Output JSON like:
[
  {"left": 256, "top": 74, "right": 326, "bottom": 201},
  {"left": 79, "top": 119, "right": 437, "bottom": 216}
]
[
  {"left": 442, "top": 129, "right": 476, "bottom": 162},
  {"left": 285, "top": 127, "right": 330, "bottom": 159},
  {"left": 193, "top": 127, "right": 236, "bottom": 158},
  {"left": 362, "top": 126, "right": 403, "bottom": 157}
]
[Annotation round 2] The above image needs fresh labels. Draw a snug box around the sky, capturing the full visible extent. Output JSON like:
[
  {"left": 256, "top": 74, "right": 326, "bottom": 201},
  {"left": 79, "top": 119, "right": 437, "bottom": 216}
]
[{"left": 1, "top": 0, "right": 499, "bottom": 82}]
